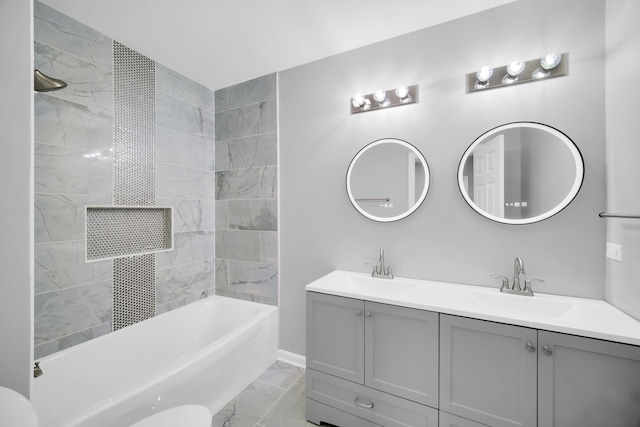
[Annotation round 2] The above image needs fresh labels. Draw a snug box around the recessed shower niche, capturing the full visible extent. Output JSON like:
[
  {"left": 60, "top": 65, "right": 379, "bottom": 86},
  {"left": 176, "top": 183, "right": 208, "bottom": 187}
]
[{"left": 85, "top": 206, "right": 173, "bottom": 261}]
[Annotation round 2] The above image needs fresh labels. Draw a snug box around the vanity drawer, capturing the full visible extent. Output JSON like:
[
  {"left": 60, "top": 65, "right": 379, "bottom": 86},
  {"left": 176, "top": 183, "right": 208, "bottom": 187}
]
[{"left": 306, "top": 368, "right": 437, "bottom": 427}]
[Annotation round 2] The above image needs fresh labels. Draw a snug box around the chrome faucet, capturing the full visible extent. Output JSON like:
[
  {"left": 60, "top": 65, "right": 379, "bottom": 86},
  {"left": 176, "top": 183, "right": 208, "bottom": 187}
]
[
  {"left": 491, "top": 257, "right": 545, "bottom": 296},
  {"left": 367, "top": 248, "right": 395, "bottom": 279},
  {"left": 513, "top": 257, "right": 525, "bottom": 291}
]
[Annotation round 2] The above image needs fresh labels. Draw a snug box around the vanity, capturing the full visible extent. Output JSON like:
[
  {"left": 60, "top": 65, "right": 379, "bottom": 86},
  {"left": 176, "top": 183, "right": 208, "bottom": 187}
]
[{"left": 305, "top": 270, "right": 640, "bottom": 427}]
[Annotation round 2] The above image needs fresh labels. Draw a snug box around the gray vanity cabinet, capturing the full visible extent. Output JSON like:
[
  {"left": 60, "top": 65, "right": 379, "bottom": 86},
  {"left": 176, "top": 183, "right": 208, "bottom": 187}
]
[
  {"left": 537, "top": 330, "right": 640, "bottom": 427},
  {"left": 306, "top": 291, "right": 439, "bottom": 427},
  {"left": 364, "top": 300, "right": 439, "bottom": 407},
  {"left": 306, "top": 292, "right": 365, "bottom": 383},
  {"left": 439, "top": 412, "right": 490, "bottom": 427},
  {"left": 439, "top": 314, "right": 537, "bottom": 427}
]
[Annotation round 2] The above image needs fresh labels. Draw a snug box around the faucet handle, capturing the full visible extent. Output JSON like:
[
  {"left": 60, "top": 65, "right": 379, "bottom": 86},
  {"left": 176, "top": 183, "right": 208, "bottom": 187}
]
[
  {"left": 386, "top": 265, "right": 399, "bottom": 279},
  {"left": 365, "top": 262, "right": 378, "bottom": 276},
  {"left": 523, "top": 278, "right": 545, "bottom": 296},
  {"left": 490, "top": 275, "right": 510, "bottom": 292}
]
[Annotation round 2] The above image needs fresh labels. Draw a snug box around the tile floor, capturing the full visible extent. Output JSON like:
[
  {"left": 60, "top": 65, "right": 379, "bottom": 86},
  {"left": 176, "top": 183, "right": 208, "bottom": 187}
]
[{"left": 211, "top": 361, "right": 319, "bottom": 427}]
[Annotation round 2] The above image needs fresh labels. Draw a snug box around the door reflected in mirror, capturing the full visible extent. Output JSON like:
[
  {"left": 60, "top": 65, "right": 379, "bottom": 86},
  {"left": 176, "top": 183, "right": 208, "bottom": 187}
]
[
  {"left": 347, "top": 138, "right": 430, "bottom": 222},
  {"left": 458, "top": 122, "right": 584, "bottom": 224}
]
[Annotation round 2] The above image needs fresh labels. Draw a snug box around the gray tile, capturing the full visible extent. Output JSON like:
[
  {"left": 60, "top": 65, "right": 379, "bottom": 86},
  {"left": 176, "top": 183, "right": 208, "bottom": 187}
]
[
  {"left": 215, "top": 88, "right": 228, "bottom": 113},
  {"left": 34, "top": 1, "right": 112, "bottom": 70},
  {"left": 156, "top": 63, "right": 213, "bottom": 112},
  {"left": 156, "top": 163, "right": 215, "bottom": 200},
  {"left": 260, "top": 232, "right": 278, "bottom": 264},
  {"left": 226, "top": 133, "right": 277, "bottom": 170},
  {"left": 34, "top": 280, "right": 113, "bottom": 345},
  {"left": 259, "top": 361, "right": 304, "bottom": 390},
  {"left": 216, "top": 230, "right": 261, "bottom": 262},
  {"left": 34, "top": 41, "right": 113, "bottom": 111},
  {"left": 157, "top": 92, "right": 214, "bottom": 139},
  {"left": 216, "top": 168, "right": 263, "bottom": 200},
  {"left": 216, "top": 200, "right": 230, "bottom": 230},
  {"left": 157, "top": 126, "right": 215, "bottom": 171},
  {"left": 229, "top": 199, "right": 277, "bottom": 231},
  {"left": 34, "top": 321, "right": 111, "bottom": 359},
  {"left": 35, "top": 193, "right": 111, "bottom": 243},
  {"left": 35, "top": 94, "right": 113, "bottom": 149},
  {"left": 155, "top": 259, "right": 215, "bottom": 305},
  {"left": 258, "top": 375, "right": 307, "bottom": 427},
  {"left": 215, "top": 258, "right": 229, "bottom": 291},
  {"left": 155, "top": 231, "right": 215, "bottom": 269},
  {"left": 157, "top": 198, "right": 215, "bottom": 232},
  {"left": 215, "top": 289, "right": 277, "bottom": 306},
  {"left": 228, "top": 74, "right": 277, "bottom": 109},
  {"left": 211, "top": 380, "right": 284, "bottom": 427},
  {"left": 35, "top": 240, "right": 113, "bottom": 293},
  {"left": 260, "top": 166, "right": 278, "bottom": 199},
  {"left": 215, "top": 104, "right": 260, "bottom": 141},
  {"left": 216, "top": 140, "right": 231, "bottom": 171},
  {"left": 259, "top": 100, "right": 277, "bottom": 134},
  {"left": 228, "top": 260, "right": 278, "bottom": 299},
  {"left": 35, "top": 142, "right": 113, "bottom": 196}
]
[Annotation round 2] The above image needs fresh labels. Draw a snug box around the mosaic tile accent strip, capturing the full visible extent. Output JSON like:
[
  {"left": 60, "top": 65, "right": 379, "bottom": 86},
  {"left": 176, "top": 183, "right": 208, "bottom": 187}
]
[
  {"left": 113, "top": 41, "right": 156, "bottom": 206},
  {"left": 113, "top": 254, "right": 156, "bottom": 330},
  {"left": 86, "top": 207, "right": 172, "bottom": 261},
  {"left": 112, "top": 41, "right": 158, "bottom": 329}
]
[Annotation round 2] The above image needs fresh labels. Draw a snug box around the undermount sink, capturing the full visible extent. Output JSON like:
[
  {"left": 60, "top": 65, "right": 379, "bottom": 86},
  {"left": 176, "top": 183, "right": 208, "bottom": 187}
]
[
  {"left": 348, "top": 276, "right": 416, "bottom": 298},
  {"left": 471, "top": 292, "right": 574, "bottom": 319}
]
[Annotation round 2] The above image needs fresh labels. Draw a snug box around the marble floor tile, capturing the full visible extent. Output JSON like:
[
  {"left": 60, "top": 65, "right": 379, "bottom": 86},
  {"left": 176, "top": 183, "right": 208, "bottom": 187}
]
[
  {"left": 258, "top": 361, "right": 304, "bottom": 390},
  {"left": 211, "top": 362, "right": 327, "bottom": 427},
  {"left": 211, "top": 380, "right": 284, "bottom": 427}
]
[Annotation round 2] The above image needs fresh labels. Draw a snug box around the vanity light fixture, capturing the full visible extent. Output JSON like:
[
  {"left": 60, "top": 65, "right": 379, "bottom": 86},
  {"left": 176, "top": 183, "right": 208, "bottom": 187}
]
[
  {"left": 467, "top": 52, "right": 568, "bottom": 93},
  {"left": 350, "top": 84, "right": 418, "bottom": 114}
]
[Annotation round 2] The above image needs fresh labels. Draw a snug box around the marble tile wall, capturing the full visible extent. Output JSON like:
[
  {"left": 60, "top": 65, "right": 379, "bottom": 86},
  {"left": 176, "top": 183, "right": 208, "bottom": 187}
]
[
  {"left": 33, "top": 1, "right": 215, "bottom": 358},
  {"left": 34, "top": 1, "right": 114, "bottom": 359},
  {"left": 215, "top": 75, "right": 278, "bottom": 306}
]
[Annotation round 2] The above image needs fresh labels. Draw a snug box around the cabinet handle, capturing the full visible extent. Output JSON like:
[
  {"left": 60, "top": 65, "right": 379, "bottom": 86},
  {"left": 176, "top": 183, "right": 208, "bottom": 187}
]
[
  {"left": 354, "top": 396, "right": 374, "bottom": 409},
  {"left": 543, "top": 345, "right": 553, "bottom": 356},
  {"left": 356, "top": 309, "right": 363, "bottom": 316},
  {"left": 366, "top": 312, "right": 372, "bottom": 318},
  {"left": 526, "top": 342, "right": 536, "bottom": 352}
]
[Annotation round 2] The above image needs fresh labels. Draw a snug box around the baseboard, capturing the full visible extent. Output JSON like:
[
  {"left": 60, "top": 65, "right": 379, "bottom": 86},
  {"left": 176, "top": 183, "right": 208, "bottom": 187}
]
[{"left": 277, "top": 348, "right": 306, "bottom": 368}]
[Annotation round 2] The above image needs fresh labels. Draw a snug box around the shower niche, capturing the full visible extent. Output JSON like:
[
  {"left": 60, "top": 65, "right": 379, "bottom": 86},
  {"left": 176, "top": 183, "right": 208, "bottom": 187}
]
[{"left": 85, "top": 206, "right": 173, "bottom": 261}]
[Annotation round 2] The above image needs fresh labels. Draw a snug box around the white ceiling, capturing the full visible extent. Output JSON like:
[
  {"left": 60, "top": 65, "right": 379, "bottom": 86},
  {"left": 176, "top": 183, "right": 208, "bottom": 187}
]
[{"left": 41, "top": 0, "right": 517, "bottom": 91}]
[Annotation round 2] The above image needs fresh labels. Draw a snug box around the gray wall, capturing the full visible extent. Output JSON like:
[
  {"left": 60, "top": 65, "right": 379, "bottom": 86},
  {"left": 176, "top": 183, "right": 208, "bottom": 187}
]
[
  {"left": 279, "top": 0, "right": 606, "bottom": 355},
  {"left": 605, "top": 0, "right": 640, "bottom": 321},
  {"left": 0, "top": 0, "right": 33, "bottom": 397},
  {"left": 33, "top": 2, "right": 215, "bottom": 359},
  {"left": 214, "top": 75, "right": 278, "bottom": 305}
]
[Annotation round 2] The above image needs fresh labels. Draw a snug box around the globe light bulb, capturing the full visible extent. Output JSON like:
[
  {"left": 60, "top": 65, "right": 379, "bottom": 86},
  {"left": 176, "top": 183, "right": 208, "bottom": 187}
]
[
  {"left": 373, "top": 90, "right": 387, "bottom": 103},
  {"left": 352, "top": 94, "right": 365, "bottom": 108},
  {"left": 395, "top": 85, "right": 410, "bottom": 99},
  {"left": 506, "top": 61, "right": 525, "bottom": 77},
  {"left": 476, "top": 66, "right": 493, "bottom": 83},
  {"left": 540, "top": 53, "right": 561, "bottom": 70}
]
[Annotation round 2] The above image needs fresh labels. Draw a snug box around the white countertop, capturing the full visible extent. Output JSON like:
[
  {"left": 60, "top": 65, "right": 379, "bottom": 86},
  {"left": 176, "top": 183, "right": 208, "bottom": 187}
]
[{"left": 306, "top": 270, "right": 640, "bottom": 347}]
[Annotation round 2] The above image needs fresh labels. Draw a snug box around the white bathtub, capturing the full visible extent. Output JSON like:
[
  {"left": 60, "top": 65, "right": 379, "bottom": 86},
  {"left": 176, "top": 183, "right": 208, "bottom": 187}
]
[{"left": 31, "top": 296, "right": 278, "bottom": 427}]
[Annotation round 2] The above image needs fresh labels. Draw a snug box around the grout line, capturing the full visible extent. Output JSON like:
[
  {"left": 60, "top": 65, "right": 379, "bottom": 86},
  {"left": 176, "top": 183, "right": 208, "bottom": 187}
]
[{"left": 254, "top": 367, "right": 306, "bottom": 426}]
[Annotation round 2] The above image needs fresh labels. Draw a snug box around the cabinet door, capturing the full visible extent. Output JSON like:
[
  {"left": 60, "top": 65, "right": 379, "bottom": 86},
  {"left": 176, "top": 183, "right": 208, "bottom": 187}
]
[
  {"left": 440, "top": 314, "right": 537, "bottom": 427},
  {"left": 306, "top": 292, "right": 365, "bottom": 383},
  {"left": 538, "top": 331, "right": 640, "bottom": 427},
  {"left": 364, "top": 301, "right": 439, "bottom": 407}
]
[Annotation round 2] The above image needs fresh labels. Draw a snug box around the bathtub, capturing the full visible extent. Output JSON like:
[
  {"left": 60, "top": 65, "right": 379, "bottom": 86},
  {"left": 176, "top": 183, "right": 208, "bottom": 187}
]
[{"left": 31, "top": 296, "right": 278, "bottom": 427}]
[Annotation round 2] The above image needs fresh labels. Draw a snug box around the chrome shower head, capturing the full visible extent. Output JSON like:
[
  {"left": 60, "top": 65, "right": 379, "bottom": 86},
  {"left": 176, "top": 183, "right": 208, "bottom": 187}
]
[{"left": 34, "top": 70, "right": 67, "bottom": 92}]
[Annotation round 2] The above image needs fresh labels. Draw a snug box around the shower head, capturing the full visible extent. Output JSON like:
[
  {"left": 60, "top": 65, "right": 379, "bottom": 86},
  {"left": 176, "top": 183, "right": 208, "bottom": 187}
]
[{"left": 34, "top": 70, "right": 67, "bottom": 92}]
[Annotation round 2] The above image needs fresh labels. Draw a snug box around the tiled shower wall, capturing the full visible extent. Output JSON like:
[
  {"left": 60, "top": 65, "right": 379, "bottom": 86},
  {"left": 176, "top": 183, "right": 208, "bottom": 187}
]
[
  {"left": 215, "top": 76, "right": 278, "bottom": 305},
  {"left": 33, "top": 1, "right": 215, "bottom": 359}
]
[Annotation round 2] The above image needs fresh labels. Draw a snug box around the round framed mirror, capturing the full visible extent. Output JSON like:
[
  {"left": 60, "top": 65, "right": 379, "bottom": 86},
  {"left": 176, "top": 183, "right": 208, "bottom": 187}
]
[
  {"left": 458, "top": 122, "right": 584, "bottom": 225},
  {"left": 347, "top": 138, "right": 430, "bottom": 222}
]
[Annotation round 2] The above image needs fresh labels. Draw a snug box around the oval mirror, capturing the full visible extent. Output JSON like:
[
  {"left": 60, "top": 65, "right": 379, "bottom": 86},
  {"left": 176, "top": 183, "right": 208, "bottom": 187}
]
[
  {"left": 347, "top": 138, "right": 430, "bottom": 222},
  {"left": 458, "top": 122, "right": 584, "bottom": 225}
]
